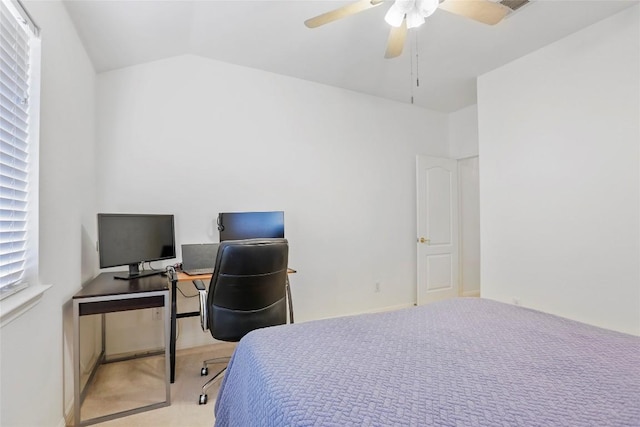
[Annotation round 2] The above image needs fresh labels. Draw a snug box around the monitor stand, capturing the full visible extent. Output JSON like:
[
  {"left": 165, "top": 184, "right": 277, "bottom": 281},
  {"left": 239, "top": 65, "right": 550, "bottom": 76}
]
[{"left": 114, "top": 263, "right": 164, "bottom": 280}]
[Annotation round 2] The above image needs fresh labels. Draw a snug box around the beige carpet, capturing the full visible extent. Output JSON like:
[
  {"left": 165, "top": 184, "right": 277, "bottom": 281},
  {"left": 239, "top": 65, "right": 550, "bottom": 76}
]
[{"left": 75, "top": 343, "right": 236, "bottom": 427}]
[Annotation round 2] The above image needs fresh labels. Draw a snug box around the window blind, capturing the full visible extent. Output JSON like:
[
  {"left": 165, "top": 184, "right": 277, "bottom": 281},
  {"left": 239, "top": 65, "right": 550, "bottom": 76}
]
[{"left": 0, "top": 0, "right": 37, "bottom": 297}]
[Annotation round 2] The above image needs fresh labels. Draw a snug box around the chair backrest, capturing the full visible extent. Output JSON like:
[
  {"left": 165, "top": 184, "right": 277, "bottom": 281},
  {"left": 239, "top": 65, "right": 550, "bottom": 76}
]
[{"left": 207, "top": 238, "right": 288, "bottom": 342}]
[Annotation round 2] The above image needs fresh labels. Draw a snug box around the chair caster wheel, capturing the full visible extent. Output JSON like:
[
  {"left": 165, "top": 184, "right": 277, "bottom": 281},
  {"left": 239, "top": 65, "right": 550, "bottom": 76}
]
[
  {"left": 199, "top": 394, "right": 208, "bottom": 405},
  {"left": 201, "top": 367, "right": 208, "bottom": 376}
]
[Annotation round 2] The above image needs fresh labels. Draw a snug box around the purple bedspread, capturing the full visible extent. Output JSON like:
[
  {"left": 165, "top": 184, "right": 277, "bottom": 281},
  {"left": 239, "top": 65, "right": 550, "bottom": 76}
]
[{"left": 214, "top": 298, "right": 640, "bottom": 426}]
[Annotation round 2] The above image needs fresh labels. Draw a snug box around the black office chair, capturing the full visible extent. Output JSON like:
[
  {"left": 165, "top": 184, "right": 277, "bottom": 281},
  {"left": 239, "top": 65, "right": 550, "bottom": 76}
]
[{"left": 192, "top": 238, "right": 289, "bottom": 405}]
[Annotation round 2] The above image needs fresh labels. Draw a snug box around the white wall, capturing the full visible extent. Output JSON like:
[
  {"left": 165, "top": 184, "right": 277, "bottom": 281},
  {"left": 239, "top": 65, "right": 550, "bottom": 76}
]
[
  {"left": 0, "top": 1, "right": 98, "bottom": 426},
  {"left": 449, "top": 104, "right": 478, "bottom": 159},
  {"left": 478, "top": 6, "right": 639, "bottom": 335},
  {"left": 95, "top": 55, "right": 448, "bottom": 351}
]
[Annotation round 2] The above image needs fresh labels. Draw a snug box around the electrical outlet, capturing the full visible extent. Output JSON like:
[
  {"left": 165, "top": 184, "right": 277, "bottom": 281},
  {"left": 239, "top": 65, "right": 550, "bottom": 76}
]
[
  {"left": 375, "top": 282, "right": 381, "bottom": 293},
  {"left": 152, "top": 308, "right": 162, "bottom": 320}
]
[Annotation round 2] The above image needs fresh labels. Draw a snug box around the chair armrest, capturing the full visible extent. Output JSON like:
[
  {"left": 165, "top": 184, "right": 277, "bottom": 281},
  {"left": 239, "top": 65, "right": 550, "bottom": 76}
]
[{"left": 192, "top": 280, "right": 209, "bottom": 331}]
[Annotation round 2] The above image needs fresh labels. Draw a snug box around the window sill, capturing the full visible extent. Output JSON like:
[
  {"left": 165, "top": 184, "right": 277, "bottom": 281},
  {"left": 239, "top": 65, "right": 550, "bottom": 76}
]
[{"left": 0, "top": 284, "right": 52, "bottom": 328}]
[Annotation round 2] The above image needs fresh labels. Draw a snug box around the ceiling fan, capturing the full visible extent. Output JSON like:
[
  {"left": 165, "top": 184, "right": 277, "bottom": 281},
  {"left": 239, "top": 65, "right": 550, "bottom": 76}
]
[{"left": 304, "top": 0, "right": 510, "bottom": 59}]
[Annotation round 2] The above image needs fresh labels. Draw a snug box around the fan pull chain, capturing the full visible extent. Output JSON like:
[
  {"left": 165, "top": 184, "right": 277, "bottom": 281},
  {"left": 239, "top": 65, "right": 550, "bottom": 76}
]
[
  {"left": 409, "top": 31, "right": 421, "bottom": 104},
  {"left": 415, "top": 31, "right": 420, "bottom": 88},
  {"left": 409, "top": 33, "right": 414, "bottom": 104}
]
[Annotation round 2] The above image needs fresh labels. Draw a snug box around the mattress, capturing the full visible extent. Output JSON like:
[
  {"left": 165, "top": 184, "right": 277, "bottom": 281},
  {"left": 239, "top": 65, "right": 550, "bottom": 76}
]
[{"left": 214, "top": 298, "right": 640, "bottom": 426}]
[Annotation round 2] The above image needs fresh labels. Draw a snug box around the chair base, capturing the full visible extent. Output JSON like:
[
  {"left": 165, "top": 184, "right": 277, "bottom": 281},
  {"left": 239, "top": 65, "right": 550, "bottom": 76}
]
[{"left": 197, "top": 356, "right": 230, "bottom": 405}]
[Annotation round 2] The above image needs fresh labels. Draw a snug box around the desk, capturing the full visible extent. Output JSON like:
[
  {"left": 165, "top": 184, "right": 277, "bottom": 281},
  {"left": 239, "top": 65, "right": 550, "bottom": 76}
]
[
  {"left": 72, "top": 273, "right": 171, "bottom": 426},
  {"left": 168, "top": 268, "right": 296, "bottom": 383}
]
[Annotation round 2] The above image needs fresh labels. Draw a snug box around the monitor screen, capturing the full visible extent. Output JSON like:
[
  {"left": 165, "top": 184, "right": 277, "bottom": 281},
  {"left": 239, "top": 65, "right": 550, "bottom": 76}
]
[
  {"left": 217, "top": 211, "right": 284, "bottom": 241},
  {"left": 97, "top": 213, "right": 176, "bottom": 279}
]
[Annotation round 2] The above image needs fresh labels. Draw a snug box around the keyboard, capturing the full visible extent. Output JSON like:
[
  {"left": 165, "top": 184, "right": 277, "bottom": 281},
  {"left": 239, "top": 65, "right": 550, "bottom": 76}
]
[{"left": 182, "top": 268, "right": 214, "bottom": 276}]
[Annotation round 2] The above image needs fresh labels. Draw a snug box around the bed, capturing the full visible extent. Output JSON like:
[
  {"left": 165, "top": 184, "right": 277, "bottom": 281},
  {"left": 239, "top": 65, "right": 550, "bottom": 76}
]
[{"left": 214, "top": 298, "right": 639, "bottom": 426}]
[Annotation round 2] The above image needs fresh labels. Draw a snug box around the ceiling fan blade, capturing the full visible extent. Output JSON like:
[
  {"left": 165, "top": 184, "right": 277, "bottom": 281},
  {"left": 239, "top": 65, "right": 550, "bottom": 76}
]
[
  {"left": 304, "top": 0, "right": 384, "bottom": 28},
  {"left": 438, "top": 0, "right": 509, "bottom": 25},
  {"left": 384, "top": 19, "right": 408, "bottom": 59}
]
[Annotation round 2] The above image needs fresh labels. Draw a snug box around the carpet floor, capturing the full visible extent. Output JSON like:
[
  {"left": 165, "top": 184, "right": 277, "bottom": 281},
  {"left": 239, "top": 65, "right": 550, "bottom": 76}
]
[{"left": 75, "top": 342, "right": 236, "bottom": 427}]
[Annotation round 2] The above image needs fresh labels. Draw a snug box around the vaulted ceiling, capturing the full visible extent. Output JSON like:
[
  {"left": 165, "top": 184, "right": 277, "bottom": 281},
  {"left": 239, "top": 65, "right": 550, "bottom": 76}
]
[{"left": 63, "top": 0, "right": 637, "bottom": 112}]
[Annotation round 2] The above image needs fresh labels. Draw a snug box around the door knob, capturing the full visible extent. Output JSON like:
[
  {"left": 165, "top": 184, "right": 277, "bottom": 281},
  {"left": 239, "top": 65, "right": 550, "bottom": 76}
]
[{"left": 418, "top": 237, "right": 430, "bottom": 244}]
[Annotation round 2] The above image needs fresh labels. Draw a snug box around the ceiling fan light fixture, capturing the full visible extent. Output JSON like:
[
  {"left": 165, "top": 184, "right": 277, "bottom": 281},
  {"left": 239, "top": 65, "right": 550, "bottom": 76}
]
[
  {"left": 305, "top": 0, "right": 510, "bottom": 60},
  {"left": 416, "top": 0, "right": 440, "bottom": 18},
  {"left": 406, "top": 10, "right": 425, "bottom": 28},
  {"left": 395, "top": 0, "right": 417, "bottom": 13},
  {"left": 384, "top": 4, "right": 406, "bottom": 27}
]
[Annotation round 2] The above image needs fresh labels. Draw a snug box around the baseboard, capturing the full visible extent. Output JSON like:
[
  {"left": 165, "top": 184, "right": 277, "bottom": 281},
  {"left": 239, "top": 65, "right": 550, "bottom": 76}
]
[
  {"left": 63, "top": 346, "right": 101, "bottom": 427},
  {"left": 461, "top": 290, "right": 480, "bottom": 297},
  {"left": 178, "top": 304, "right": 417, "bottom": 352},
  {"left": 359, "top": 303, "right": 415, "bottom": 315},
  {"left": 104, "top": 347, "right": 165, "bottom": 362},
  {"left": 64, "top": 395, "right": 75, "bottom": 426},
  {"left": 311, "top": 303, "right": 415, "bottom": 322}
]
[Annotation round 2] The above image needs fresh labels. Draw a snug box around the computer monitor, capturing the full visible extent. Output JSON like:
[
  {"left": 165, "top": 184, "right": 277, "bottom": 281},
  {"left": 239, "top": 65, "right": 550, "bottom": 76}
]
[
  {"left": 217, "top": 211, "right": 284, "bottom": 241},
  {"left": 97, "top": 213, "right": 176, "bottom": 280}
]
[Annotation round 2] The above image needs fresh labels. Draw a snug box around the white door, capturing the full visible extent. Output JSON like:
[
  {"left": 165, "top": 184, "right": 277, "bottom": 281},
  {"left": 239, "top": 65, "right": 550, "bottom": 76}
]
[{"left": 416, "top": 155, "right": 459, "bottom": 305}]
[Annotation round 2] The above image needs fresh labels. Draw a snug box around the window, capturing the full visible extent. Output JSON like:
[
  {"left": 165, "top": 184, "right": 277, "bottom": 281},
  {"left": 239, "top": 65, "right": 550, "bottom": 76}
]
[{"left": 0, "top": 0, "right": 40, "bottom": 300}]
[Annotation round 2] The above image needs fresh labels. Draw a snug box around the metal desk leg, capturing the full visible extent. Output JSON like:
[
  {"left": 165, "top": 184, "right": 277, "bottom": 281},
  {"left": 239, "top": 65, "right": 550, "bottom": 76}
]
[
  {"left": 170, "top": 275, "right": 177, "bottom": 383},
  {"left": 164, "top": 291, "right": 171, "bottom": 404},
  {"left": 73, "top": 301, "right": 81, "bottom": 426},
  {"left": 286, "top": 276, "right": 294, "bottom": 324}
]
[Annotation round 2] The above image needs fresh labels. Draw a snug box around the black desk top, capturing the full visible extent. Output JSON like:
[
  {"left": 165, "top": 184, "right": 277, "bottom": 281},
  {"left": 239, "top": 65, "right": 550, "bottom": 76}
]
[{"left": 73, "top": 272, "right": 169, "bottom": 299}]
